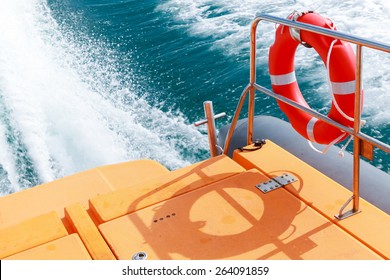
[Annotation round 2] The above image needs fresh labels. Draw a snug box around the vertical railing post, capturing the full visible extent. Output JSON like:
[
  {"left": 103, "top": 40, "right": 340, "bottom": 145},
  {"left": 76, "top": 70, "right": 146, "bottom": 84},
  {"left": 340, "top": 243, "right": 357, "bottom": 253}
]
[
  {"left": 248, "top": 19, "right": 261, "bottom": 145},
  {"left": 335, "top": 44, "right": 364, "bottom": 220},
  {"left": 222, "top": 85, "right": 250, "bottom": 155},
  {"left": 194, "top": 101, "right": 226, "bottom": 157},
  {"left": 203, "top": 101, "right": 219, "bottom": 157},
  {"left": 352, "top": 45, "right": 363, "bottom": 212}
]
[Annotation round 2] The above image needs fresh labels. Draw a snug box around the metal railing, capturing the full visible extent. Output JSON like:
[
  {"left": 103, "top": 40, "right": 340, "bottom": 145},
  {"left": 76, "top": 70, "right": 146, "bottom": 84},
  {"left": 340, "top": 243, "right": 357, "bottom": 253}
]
[
  {"left": 222, "top": 13, "right": 390, "bottom": 219},
  {"left": 194, "top": 101, "right": 226, "bottom": 157}
]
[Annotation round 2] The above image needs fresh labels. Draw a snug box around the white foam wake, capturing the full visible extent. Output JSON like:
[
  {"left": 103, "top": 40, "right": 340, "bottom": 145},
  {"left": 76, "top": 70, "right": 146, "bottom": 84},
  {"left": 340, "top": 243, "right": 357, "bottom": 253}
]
[
  {"left": 0, "top": 120, "right": 20, "bottom": 193},
  {"left": 0, "top": 0, "right": 208, "bottom": 193}
]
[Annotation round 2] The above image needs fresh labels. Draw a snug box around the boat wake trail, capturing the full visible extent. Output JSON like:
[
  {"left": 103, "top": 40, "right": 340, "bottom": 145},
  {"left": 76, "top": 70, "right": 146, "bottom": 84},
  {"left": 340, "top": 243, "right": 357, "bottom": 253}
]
[{"left": 0, "top": 0, "right": 208, "bottom": 195}]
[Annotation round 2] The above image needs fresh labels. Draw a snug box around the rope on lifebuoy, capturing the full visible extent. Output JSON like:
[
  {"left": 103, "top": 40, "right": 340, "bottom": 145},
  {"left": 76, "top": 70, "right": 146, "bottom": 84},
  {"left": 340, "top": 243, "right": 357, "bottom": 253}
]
[{"left": 327, "top": 39, "right": 355, "bottom": 123}]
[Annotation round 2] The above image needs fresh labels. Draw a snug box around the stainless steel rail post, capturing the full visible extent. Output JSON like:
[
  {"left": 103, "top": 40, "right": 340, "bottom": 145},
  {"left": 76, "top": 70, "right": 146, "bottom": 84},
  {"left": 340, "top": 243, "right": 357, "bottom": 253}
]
[
  {"left": 248, "top": 18, "right": 262, "bottom": 145},
  {"left": 222, "top": 85, "right": 250, "bottom": 154},
  {"left": 204, "top": 101, "right": 219, "bottom": 157},
  {"left": 194, "top": 101, "right": 226, "bottom": 157},
  {"left": 352, "top": 45, "right": 364, "bottom": 213}
]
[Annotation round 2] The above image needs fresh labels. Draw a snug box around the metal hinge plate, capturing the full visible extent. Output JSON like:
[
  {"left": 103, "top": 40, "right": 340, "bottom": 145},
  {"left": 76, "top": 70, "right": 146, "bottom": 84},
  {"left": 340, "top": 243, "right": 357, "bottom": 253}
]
[{"left": 256, "top": 173, "right": 297, "bottom": 193}]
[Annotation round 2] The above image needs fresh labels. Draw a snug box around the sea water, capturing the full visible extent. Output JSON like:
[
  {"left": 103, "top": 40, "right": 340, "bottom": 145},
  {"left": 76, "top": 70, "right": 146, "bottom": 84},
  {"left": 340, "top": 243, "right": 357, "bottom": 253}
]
[{"left": 0, "top": 0, "right": 389, "bottom": 195}]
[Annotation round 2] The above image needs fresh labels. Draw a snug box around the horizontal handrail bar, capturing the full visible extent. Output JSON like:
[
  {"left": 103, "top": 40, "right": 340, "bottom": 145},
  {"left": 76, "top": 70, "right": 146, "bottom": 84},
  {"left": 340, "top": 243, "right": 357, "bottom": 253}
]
[
  {"left": 253, "top": 83, "right": 354, "bottom": 134},
  {"left": 256, "top": 13, "right": 390, "bottom": 53},
  {"left": 194, "top": 112, "right": 226, "bottom": 127}
]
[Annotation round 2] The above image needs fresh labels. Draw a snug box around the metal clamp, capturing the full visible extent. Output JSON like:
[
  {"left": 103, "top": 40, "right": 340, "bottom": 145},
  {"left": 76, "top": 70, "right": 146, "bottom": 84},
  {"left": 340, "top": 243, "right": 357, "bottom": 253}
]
[{"left": 288, "top": 11, "right": 313, "bottom": 48}]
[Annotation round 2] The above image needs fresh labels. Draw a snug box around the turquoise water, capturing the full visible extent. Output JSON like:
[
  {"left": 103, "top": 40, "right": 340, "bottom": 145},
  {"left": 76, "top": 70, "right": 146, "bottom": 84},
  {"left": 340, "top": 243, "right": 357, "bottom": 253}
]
[{"left": 0, "top": 0, "right": 389, "bottom": 195}]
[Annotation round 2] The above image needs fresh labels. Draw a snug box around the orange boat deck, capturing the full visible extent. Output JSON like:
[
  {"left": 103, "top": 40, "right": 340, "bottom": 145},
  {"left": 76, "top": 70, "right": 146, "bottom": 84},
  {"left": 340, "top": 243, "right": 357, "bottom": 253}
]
[{"left": 1, "top": 140, "right": 389, "bottom": 260}]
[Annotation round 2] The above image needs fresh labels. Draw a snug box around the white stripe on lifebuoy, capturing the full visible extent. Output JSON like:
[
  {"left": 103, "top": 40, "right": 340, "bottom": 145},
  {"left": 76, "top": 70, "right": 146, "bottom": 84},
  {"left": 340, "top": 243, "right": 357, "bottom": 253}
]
[
  {"left": 270, "top": 71, "right": 296, "bottom": 86},
  {"left": 331, "top": 80, "right": 356, "bottom": 95},
  {"left": 306, "top": 117, "right": 318, "bottom": 142}
]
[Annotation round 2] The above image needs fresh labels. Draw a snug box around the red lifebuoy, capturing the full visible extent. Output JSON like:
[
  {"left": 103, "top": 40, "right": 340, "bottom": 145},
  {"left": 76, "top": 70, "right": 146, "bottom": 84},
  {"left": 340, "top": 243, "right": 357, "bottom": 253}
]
[{"left": 269, "top": 12, "right": 361, "bottom": 145}]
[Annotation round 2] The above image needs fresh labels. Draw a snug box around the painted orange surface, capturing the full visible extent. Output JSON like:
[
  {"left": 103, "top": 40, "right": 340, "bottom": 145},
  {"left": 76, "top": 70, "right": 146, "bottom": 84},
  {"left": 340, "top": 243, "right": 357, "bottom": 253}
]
[
  {"left": 0, "top": 142, "right": 388, "bottom": 260},
  {"left": 5, "top": 234, "right": 92, "bottom": 260},
  {"left": 90, "top": 155, "right": 245, "bottom": 223},
  {"left": 95, "top": 159, "right": 169, "bottom": 190},
  {"left": 233, "top": 140, "right": 390, "bottom": 259},
  {"left": 65, "top": 204, "right": 116, "bottom": 260},
  {"left": 0, "top": 211, "right": 68, "bottom": 259},
  {"left": 98, "top": 169, "right": 381, "bottom": 260},
  {"left": 0, "top": 159, "right": 169, "bottom": 229}
]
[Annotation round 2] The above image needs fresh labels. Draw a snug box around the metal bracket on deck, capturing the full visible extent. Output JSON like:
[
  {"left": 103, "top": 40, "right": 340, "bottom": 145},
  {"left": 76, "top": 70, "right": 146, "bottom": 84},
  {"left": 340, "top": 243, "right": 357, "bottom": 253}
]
[
  {"left": 256, "top": 173, "right": 297, "bottom": 193},
  {"left": 334, "top": 195, "right": 362, "bottom": 220}
]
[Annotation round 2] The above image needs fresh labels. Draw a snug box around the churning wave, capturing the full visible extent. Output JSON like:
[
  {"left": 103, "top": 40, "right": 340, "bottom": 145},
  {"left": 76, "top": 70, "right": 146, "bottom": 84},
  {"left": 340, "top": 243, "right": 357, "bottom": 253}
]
[
  {"left": 0, "top": 0, "right": 389, "bottom": 195},
  {"left": 0, "top": 0, "right": 209, "bottom": 194}
]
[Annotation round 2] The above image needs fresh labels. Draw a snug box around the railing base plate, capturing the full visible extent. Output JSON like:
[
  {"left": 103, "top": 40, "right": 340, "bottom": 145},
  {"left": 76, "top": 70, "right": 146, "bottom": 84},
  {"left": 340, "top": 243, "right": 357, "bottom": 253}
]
[{"left": 334, "top": 209, "right": 362, "bottom": 220}]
